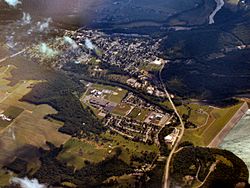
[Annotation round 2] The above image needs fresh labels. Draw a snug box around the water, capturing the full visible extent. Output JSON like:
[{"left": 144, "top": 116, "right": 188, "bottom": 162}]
[
  {"left": 209, "top": 0, "right": 225, "bottom": 24},
  {"left": 220, "top": 110, "right": 250, "bottom": 180}
]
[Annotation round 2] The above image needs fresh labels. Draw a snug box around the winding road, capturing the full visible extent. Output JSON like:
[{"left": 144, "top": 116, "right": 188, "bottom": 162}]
[{"left": 159, "top": 62, "right": 185, "bottom": 188}]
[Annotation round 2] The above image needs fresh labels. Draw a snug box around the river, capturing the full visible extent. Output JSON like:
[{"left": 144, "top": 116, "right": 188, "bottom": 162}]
[
  {"left": 220, "top": 110, "right": 250, "bottom": 181},
  {"left": 209, "top": 0, "right": 225, "bottom": 24}
]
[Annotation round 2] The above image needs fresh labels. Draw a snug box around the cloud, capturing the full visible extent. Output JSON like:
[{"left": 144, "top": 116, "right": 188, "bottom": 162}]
[
  {"left": 10, "top": 177, "right": 47, "bottom": 188},
  {"left": 3, "top": 0, "right": 21, "bottom": 7},
  {"left": 39, "top": 43, "right": 59, "bottom": 57},
  {"left": 22, "top": 12, "right": 32, "bottom": 25},
  {"left": 85, "top": 38, "right": 95, "bottom": 50},
  {"left": 64, "top": 36, "right": 78, "bottom": 49},
  {"left": 37, "top": 18, "right": 52, "bottom": 32}
]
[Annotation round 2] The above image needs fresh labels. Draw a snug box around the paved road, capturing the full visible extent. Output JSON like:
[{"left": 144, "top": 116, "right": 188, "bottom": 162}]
[
  {"left": 159, "top": 63, "right": 185, "bottom": 188},
  {"left": 0, "top": 49, "right": 27, "bottom": 64},
  {"left": 196, "top": 161, "right": 218, "bottom": 188}
]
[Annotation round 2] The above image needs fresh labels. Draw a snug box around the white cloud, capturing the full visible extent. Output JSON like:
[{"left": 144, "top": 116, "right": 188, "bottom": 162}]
[
  {"left": 3, "top": 0, "right": 21, "bottom": 7},
  {"left": 64, "top": 36, "right": 78, "bottom": 49},
  {"left": 11, "top": 177, "right": 47, "bottom": 188}
]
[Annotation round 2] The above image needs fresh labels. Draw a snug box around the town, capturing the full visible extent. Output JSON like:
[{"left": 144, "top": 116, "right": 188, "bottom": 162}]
[
  {"left": 24, "top": 29, "right": 167, "bottom": 98},
  {"left": 81, "top": 82, "right": 178, "bottom": 146}
]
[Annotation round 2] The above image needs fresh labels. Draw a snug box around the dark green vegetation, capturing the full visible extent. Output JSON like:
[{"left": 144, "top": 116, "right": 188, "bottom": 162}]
[
  {"left": 161, "top": 2, "right": 250, "bottom": 102},
  {"left": 160, "top": 29, "right": 241, "bottom": 59},
  {"left": 158, "top": 119, "right": 179, "bottom": 156},
  {"left": 171, "top": 146, "right": 249, "bottom": 188}
]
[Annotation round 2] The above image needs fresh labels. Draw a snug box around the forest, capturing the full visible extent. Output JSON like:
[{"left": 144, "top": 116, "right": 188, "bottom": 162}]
[{"left": 171, "top": 146, "right": 249, "bottom": 187}]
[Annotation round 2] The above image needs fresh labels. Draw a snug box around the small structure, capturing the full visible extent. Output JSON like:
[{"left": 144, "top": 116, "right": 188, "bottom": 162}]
[
  {"left": 0, "top": 114, "right": 12, "bottom": 122},
  {"left": 164, "top": 128, "right": 179, "bottom": 146},
  {"left": 127, "top": 78, "right": 137, "bottom": 86}
]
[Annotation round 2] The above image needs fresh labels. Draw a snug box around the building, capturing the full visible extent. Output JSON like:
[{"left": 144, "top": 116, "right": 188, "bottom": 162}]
[
  {"left": 164, "top": 128, "right": 179, "bottom": 146},
  {"left": 89, "top": 98, "right": 116, "bottom": 112},
  {"left": 0, "top": 114, "right": 12, "bottom": 122}
]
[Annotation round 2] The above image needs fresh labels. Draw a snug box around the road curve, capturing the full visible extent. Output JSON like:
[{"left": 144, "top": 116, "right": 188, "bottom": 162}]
[{"left": 159, "top": 62, "right": 185, "bottom": 188}]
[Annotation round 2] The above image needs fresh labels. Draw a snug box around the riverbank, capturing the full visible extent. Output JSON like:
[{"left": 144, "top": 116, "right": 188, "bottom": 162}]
[{"left": 209, "top": 101, "right": 249, "bottom": 147}]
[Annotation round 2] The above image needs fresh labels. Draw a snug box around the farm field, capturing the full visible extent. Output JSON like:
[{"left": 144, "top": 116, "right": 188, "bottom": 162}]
[
  {"left": 0, "top": 63, "right": 70, "bottom": 185},
  {"left": 0, "top": 106, "right": 23, "bottom": 131}
]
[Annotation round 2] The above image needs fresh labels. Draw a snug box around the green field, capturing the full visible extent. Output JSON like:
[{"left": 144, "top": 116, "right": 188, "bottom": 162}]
[
  {"left": 182, "top": 102, "right": 244, "bottom": 146},
  {"left": 91, "top": 83, "right": 127, "bottom": 103},
  {"left": 3, "top": 106, "right": 23, "bottom": 118},
  {"left": 128, "top": 107, "right": 150, "bottom": 122},
  {"left": 128, "top": 108, "right": 141, "bottom": 119},
  {"left": 112, "top": 103, "right": 132, "bottom": 116},
  {"left": 162, "top": 101, "right": 211, "bottom": 126},
  {"left": 58, "top": 131, "right": 159, "bottom": 170},
  {"left": 101, "top": 131, "right": 159, "bottom": 165},
  {"left": 58, "top": 138, "right": 108, "bottom": 170},
  {"left": 140, "top": 63, "right": 162, "bottom": 72}
]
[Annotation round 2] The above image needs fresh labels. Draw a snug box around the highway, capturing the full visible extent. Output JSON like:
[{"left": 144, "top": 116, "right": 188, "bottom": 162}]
[{"left": 159, "top": 62, "right": 185, "bottom": 188}]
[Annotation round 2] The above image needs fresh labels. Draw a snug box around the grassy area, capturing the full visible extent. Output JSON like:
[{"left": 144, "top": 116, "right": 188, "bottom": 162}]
[
  {"left": 128, "top": 107, "right": 150, "bottom": 122},
  {"left": 182, "top": 102, "right": 244, "bottom": 146},
  {"left": 112, "top": 103, "right": 132, "bottom": 116},
  {"left": 136, "top": 109, "right": 150, "bottom": 122},
  {"left": 215, "top": 154, "right": 233, "bottom": 167},
  {"left": 58, "top": 138, "right": 108, "bottom": 170},
  {"left": 0, "top": 170, "right": 11, "bottom": 187},
  {"left": 188, "top": 110, "right": 207, "bottom": 126},
  {"left": 142, "top": 64, "right": 162, "bottom": 72},
  {"left": 4, "top": 106, "right": 24, "bottom": 118},
  {"left": 58, "top": 131, "right": 159, "bottom": 170},
  {"left": 162, "top": 101, "right": 211, "bottom": 126},
  {"left": 91, "top": 83, "right": 127, "bottom": 103},
  {"left": 101, "top": 131, "right": 159, "bottom": 165},
  {"left": 226, "top": 0, "right": 239, "bottom": 5},
  {"left": 128, "top": 108, "right": 141, "bottom": 119}
]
